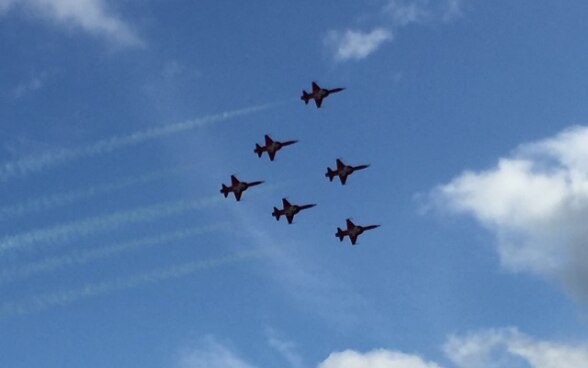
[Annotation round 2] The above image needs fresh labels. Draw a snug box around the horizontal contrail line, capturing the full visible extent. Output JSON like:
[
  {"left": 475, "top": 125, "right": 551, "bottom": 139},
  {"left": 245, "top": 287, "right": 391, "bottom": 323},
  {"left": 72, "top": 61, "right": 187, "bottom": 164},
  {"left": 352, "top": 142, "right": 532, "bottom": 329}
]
[
  {"left": 0, "top": 223, "right": 228, "bottom": 286},
  {"left": 0, "top": 248, "right": 264, "bottom": 318},
  {"left": 0, "top": 195, "right": 222, "bottom": 257},
  {"left": 0, "top": 103, "right": 271, "bottom": 182},
  {"left": 0, "top": 164, "right": 196, "bottom": 222}
]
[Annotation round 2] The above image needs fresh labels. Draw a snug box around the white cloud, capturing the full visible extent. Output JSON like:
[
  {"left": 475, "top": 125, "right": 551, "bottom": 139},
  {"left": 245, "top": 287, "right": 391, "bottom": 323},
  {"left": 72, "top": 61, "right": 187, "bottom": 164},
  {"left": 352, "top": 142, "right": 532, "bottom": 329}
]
[
  {"left": 177, "top": 338, "right": 257, "bottom": 368},
  {"left": 13, "top": 74, "right": 44, "bottom": 98},
  {"left": 430, "top": 126, "right": 588, "bottom": 304},
  {"left": 383, "top": 0, "right": 430, "bottom": 25},
  {"left": 324, "top": 28, "right": 393, "bottom": 61},
  {"left": 444, "top": 328, "right": 588, "bottom": 368},
  {"left": 0, "top": 0, "right": 141, "bottom": 46},
  {"left": 317, "top": 349, "right": 442, "bottom": 368},
  {"left": 266, "top": 328, "right": 304, "bottom": 368},
  {"left": 383, "top": 0, "right": 465, "bottom": 24}
]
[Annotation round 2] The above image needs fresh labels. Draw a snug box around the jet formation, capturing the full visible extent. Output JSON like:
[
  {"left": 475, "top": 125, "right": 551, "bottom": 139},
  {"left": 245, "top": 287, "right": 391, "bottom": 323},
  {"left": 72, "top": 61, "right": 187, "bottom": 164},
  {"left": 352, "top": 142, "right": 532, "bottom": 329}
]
[{"left": 220, "top": 81, "right": 379, "bottom": 245}]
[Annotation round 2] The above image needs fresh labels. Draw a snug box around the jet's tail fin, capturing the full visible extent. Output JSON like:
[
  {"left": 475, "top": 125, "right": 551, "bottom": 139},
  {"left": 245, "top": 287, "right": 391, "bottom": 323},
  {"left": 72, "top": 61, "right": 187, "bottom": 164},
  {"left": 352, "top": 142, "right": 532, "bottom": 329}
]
[
  {"left": 326, "top": 168, "right": 336, "bottom": 182},
  {"left": 336, "top": 228, "right": 345, "bottom": 241},
  {"left": 301, "top": 91, "right": 310, "bottom": 104},
  {"left": 272, "top": 207, "right": 281, "bottom": 221},
  {"left": 254, "top": 144, "right": 263, "bottom": 157},
  {"left": 221, "top": 184, "right": 229, "bottom": 198}
]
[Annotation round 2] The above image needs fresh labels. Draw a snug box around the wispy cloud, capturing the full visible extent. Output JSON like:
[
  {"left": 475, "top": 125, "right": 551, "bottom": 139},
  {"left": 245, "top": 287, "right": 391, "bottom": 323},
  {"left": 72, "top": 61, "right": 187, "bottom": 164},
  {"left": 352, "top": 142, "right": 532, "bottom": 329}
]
[
  {"left": 428, "top": 126, "right": 588, "bottom": 305},
  {"left": 324, "top": 28, "right": 393, "bottom": 61},
  {"left": 0, "top": 164, "right": 195, "bottom": 221},
  {"left": 0, "top": 248, "right": 264, "bottom": 318},
  {"left": 265, "top": 328, "right": 304, "bottom": 368},
  {"left": 0, "top": 195, "right": 221, "bottom": 256},
  {"left": 13, "top": 73, "right": 44, "bottom": 98},
  {"left": 0, "top": 223, "right": 226, "bottom": 285},
  {"left": 0, "top": 103, "right": 272, "bottom": 182},
  {"left": 177, "top": 337, "right": 258, "bottom": 368},
  {"left": 0, "top": 0, "right": 142, "bottom": 46},
  {"left": 324, "top": 0, "right": 467, "bottom": 61}
]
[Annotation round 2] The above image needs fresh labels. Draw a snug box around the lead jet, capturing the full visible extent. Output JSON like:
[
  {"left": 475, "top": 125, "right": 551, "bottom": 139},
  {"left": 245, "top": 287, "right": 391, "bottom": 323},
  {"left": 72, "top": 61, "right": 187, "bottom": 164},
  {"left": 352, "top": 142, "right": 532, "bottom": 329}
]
[
  {"left": 301, "top": 81, "right": 345, "bottom": 108},
  {"left": 272, "top": 198, "right": 316, "bottom": 224},
  {"left": 254, "top": 135, "right": 298, "bottom": 161},
  {"left": 336, "top": 219, "right": 380, "bottom": 245},
  {"left": 325, "top": 159, "right": 369, "bottom": 185},
  {"left": 220, "top": 175, "right": 263, "bottom": 201}
]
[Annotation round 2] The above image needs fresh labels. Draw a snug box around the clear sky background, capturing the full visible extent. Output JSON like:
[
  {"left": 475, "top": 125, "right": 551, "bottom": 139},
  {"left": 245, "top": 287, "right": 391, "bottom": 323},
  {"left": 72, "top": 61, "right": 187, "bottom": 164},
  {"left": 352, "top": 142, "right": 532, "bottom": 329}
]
[{"left": 1, "top": 1, "right": 588, "bottom": 367}]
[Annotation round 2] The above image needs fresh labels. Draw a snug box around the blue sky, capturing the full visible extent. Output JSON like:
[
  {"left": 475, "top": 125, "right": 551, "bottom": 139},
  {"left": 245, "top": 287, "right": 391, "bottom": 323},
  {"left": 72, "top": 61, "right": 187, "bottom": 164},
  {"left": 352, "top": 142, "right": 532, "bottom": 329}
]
[{"left": 1, "top": 1, "right": 588, "bottom": 367}]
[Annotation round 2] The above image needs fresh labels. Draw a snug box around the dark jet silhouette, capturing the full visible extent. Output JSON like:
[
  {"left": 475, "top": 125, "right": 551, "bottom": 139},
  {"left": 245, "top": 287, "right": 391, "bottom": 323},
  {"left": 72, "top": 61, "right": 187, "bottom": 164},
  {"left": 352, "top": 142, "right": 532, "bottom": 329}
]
[
  {"left": 301, "top": 81, "right": 345, "bottom": 108},
  {"left": 220, "top": 175, "right": 263, "bottom": 201},
  {"left": 336, "top": 219, "right": 380, "bottom": 245},
  {"left": 325, "top": 159, "right": 369, "bottom": 185},
  {"left": 272, "top": 198, "right": 316, "bottom": 224},
  {"left": 254, "top": 135, "right": 298, "bottom": 161}
]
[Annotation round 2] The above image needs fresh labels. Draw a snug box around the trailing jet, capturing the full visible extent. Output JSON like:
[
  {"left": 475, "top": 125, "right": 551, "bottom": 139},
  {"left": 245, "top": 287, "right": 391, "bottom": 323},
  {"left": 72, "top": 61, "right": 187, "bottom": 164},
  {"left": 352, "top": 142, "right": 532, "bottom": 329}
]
[
  {"left": 220, "top": 175, "right": 263, "bottom": 201},
  {"left": 301, "top": 81, "right": 345, "bottom": 108},
  {"left": 272, "top": 198, "right": 316, "bottom": 224},
  {"left": 336, "top": 219, "right": 380, "bottom": 245},
  {"left": 254, "top": 135, "right": 298, "bottom": 161},
  {"left": 325, "top": 159, "right": 369, "bottom": 185}
]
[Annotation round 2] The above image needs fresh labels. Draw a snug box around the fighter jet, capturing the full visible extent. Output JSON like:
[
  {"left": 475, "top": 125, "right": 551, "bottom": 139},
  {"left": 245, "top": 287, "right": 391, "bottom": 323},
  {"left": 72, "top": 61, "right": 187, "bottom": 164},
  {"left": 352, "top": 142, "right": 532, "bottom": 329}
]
[
  {"left": 301, "top": 81, "right": 345, "bottom": 108},
  {"left": 220, "top": 175, "right": 263, "bottom": 201},
  {"left": 336, "top": 219, "right": 380, "bottom": 245},
  {"left": 254, "top": 135, "right": 298, "bottom": 161},
  {"left": 325, "top": 159, "right": 369, "bottom": 185},
  {"left": 272, "top": 198, "right": 316, "bottom": 224}
]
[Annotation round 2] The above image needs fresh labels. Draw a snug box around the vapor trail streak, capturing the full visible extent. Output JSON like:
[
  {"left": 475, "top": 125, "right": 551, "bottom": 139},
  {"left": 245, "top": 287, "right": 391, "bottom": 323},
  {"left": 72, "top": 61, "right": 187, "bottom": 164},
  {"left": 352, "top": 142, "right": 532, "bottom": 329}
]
[
  {"left": 0, "top": 195, "right": 221, "bottom": 256},
  {"left": 0, "top": 104, "right": 271, "bottom": 182},
  {"left": 0, "top": 165, "right": 194, "bottom": 221},
  {"left": 0, "top": 223, "right": 227, "bottom": 285},
  {"left": 0, "top": 249, "right": 263, "bottom": 318}
]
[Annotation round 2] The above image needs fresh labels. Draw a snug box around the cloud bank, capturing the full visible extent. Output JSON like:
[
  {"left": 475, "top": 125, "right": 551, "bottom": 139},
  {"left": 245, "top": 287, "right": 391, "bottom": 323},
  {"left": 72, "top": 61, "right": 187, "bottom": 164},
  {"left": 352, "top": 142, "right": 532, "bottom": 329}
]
[
  {"left": 318, "top": 349, "right": 441, "bottom": 368},
  {"left": 318, "top": 328, "right": 588, "bottom": 368},
  {"left": 443, "top": 328, "right": 588, "bottom": 368},
  {"left": 430, "top": 125, "right": 588, "bottom": 305}
]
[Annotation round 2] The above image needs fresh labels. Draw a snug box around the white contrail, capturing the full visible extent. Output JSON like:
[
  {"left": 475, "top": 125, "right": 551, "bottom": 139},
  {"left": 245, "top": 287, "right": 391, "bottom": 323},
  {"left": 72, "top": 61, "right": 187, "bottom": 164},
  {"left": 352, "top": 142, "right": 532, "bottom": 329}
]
[
  {"left": 0, "top": 249, "right": 264, "bottom": 318},
  {"left": 0, "top": 165, "right": 195, "bottom": 221},
  {"left": 0, "top": 223, "right": 228, "bottom": 285},
  {"left": 0, "top": 195, "right": 222, "bottom": 257},
  {"left": 0, "top": 103, "right": 271, "bottom": 182}
]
